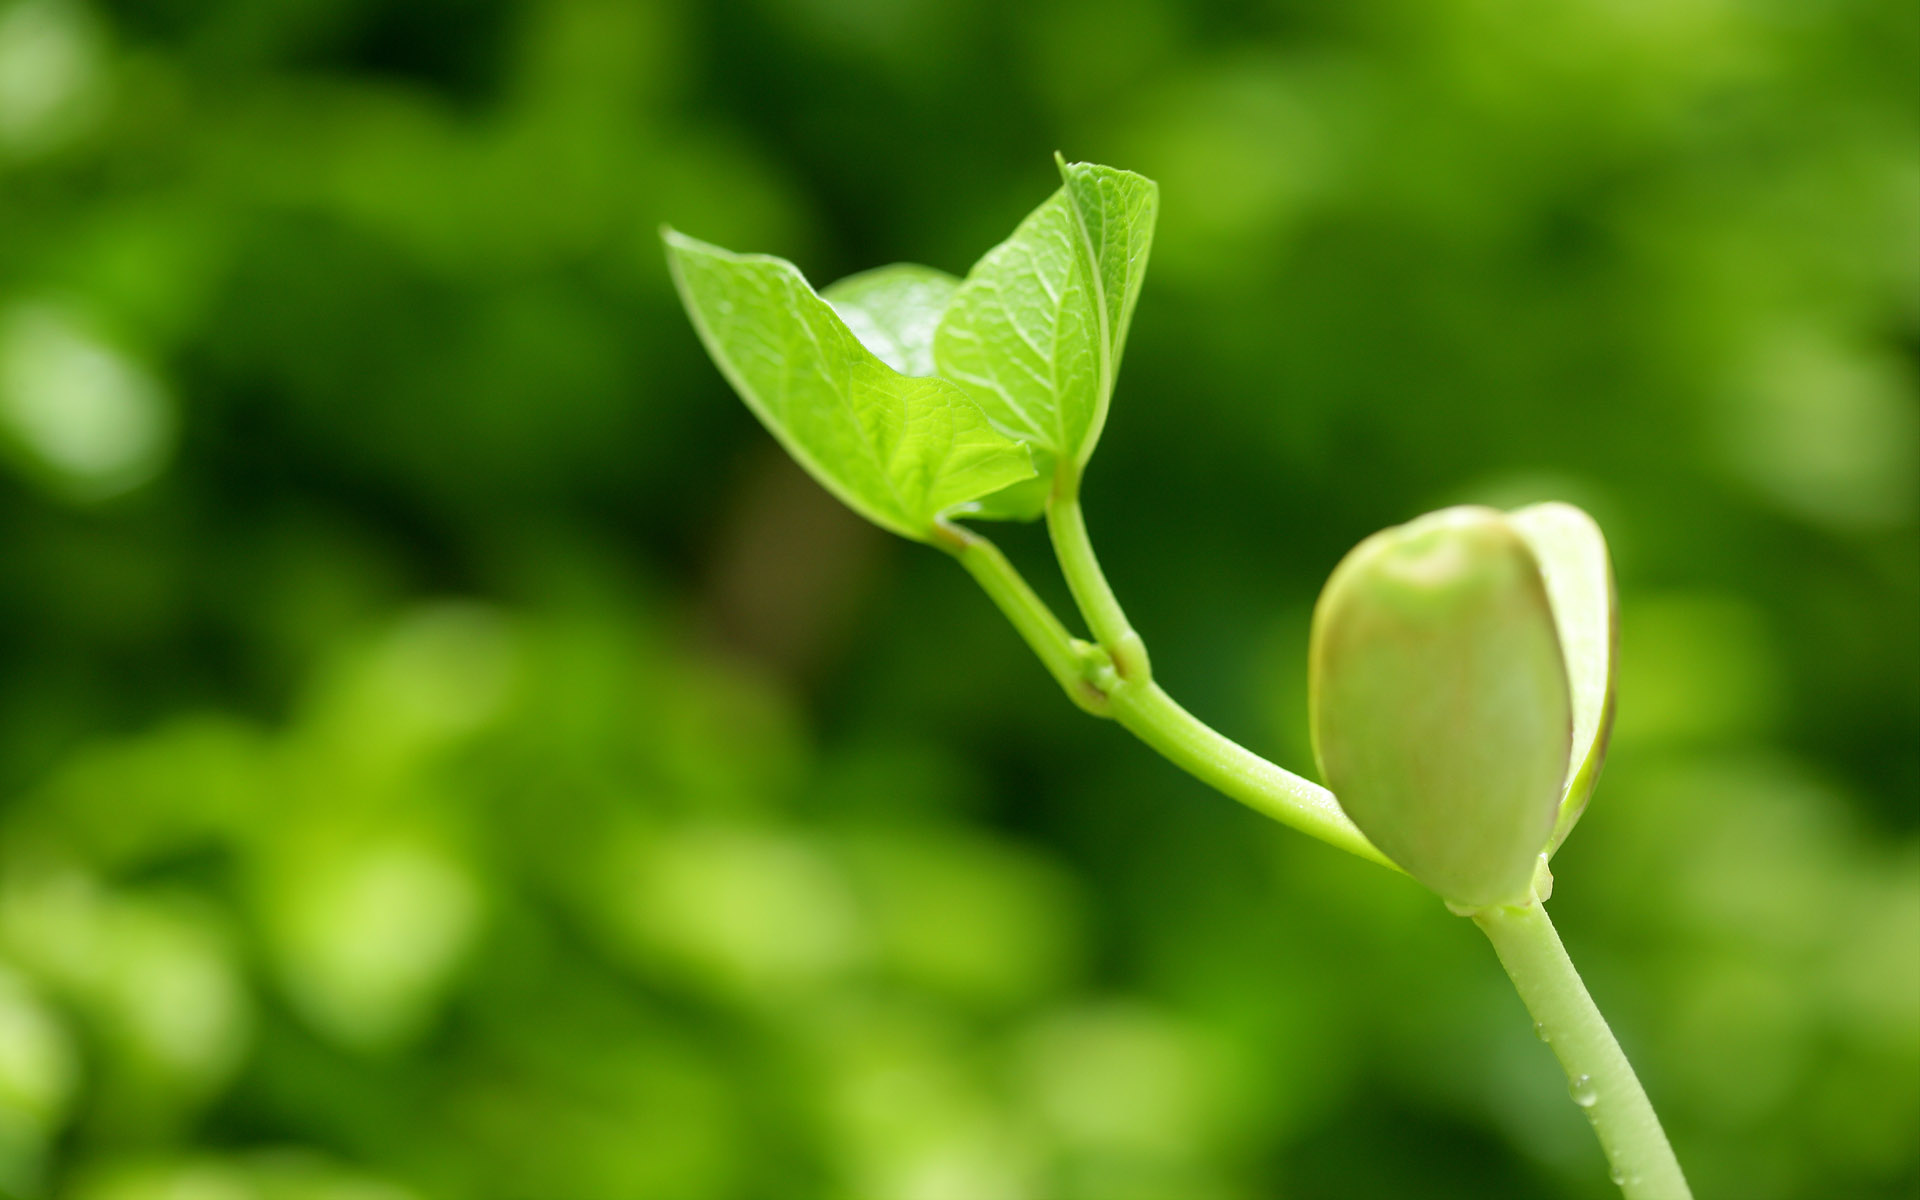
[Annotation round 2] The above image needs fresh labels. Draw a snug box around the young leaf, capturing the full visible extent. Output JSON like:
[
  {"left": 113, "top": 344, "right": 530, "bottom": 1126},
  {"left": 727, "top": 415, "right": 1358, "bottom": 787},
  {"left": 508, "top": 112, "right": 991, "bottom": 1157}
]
[
  {"left": 821, "top": 264, "right": 959, "bottom": 378},
  {"left": 663, "top": 230, "right": 1034, "bottom": 542},
  {"left": 934, "top": 159, "right": 1157, "bottom": 481},
  {"left": 1310, "top": 508, "right": 1571, "bottom": 909},
  {"left": 954, "top": 452, "right": 1055, "bottom": 522},
  {"left": 1507, "top": 502, "right": 1617, "bottom": 854},
  {"left": 1057, "top": 157, "right": 1157, "bottom": 384},
  {"left": 822, "top": 262, "right": 1054, "bottom": 522}
]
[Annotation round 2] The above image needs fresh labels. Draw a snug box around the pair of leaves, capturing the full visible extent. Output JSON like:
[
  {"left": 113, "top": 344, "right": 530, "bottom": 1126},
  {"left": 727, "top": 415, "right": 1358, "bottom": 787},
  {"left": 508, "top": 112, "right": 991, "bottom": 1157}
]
[
  {"left": 663, "top": 157, "right": 1158, "bottom": 543},
  {"left": 1308, "top": 504, "right": 1616, "bottom": 908}
]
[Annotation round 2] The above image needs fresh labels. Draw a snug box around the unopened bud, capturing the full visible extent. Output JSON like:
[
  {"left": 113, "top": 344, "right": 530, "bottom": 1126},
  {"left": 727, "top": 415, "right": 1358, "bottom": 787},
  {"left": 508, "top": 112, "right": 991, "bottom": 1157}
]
[{"left": 1309, "top": 507, "right": 1572, "bottom": 908}]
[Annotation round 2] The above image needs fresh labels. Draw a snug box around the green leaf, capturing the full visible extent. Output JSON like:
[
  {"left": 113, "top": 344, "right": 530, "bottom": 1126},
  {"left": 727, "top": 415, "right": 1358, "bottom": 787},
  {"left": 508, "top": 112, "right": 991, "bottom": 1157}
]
[
  {"left": 953, "top": 448, "right": 1056, "bottom": 522},
  {"left": 934, "top": 158, "right": 1157, "bottom": 478},
  {"left": 1508, "top": 502, "right": 1618, "bottom": 855},
  {"left": 821, "top": 264, "right": 959, "bottom": 378},
  {"left": 663, "top": 229, "right": 1035, "bottom": 542},
  {"left": 1057, "top": 157, "right": 1157, "bottom": 384},
  {"left": 1310, "top": 507, "right": 1572, "bottom": 909}
]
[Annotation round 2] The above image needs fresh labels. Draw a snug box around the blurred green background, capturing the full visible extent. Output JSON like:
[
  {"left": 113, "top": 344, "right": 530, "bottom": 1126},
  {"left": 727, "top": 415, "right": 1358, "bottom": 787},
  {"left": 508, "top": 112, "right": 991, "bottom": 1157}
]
[{"left": 0, "top": 0, "right": 1915, "bottom": 1197}]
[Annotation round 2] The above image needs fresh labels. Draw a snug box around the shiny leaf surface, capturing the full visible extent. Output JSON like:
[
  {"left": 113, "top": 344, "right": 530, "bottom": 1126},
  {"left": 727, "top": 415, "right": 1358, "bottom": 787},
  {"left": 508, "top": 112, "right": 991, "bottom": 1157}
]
[{"left": 822, "top": 263, "right": 959, "bottom": 378}]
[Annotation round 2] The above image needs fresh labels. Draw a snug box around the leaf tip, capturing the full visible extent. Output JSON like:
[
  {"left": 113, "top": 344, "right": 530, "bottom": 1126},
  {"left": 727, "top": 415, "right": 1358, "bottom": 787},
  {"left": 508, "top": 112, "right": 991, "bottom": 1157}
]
[{"left": 662, "top": 225, "right": 714, "bottom": 256}]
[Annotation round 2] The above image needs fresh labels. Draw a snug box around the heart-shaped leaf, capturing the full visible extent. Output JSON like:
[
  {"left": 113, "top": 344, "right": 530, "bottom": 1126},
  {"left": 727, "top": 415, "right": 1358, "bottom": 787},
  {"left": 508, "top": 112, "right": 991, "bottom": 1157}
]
[
  {"left": 1310, "top": 507, "right": 1572, "bottom": 909},
  {"left": 934, "top": 158, "right": 1157, "bottom": 481},
  {"left": 664, "top": 230, "right": 1034, "bottom": 542},
  {"left": 822, "top": 263, "right": 959, "bottom": 378},
  {"left": 1508, "top": 502, "right": 1617, "bottom": 854}
]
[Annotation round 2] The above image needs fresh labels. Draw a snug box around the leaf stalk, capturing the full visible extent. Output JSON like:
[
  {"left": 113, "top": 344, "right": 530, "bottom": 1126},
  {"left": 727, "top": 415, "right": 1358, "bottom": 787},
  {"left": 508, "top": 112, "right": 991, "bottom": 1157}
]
[{"left": 1045, "top": 478, "right": 1151, "bottom": 682}]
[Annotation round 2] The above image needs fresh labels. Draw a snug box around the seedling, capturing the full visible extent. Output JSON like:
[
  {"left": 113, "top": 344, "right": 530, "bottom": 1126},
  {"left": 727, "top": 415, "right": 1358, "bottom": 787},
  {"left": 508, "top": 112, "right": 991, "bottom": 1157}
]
[{"left": 664, "top": 157, "right": 1690, "bottom": 1198}]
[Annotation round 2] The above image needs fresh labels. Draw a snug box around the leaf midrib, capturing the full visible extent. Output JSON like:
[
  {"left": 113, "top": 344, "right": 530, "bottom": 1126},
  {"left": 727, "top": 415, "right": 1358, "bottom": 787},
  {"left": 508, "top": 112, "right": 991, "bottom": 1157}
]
[{"left": 1064, "top": 175, "right": 1116, "bottom": 470}]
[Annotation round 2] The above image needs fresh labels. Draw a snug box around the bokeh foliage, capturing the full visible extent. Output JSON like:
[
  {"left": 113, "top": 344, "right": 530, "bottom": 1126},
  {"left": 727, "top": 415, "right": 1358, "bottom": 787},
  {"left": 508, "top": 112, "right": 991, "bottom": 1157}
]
[{"left": 0, "top": 0, "right": 1914, "bottom": 1197}]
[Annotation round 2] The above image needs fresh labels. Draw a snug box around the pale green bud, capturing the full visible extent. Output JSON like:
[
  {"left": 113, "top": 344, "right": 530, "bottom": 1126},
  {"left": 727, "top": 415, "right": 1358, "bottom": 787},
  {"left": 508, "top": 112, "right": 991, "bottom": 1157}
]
[{"left": 1309, "top": 506, "right": 1580, "bottom": 908}]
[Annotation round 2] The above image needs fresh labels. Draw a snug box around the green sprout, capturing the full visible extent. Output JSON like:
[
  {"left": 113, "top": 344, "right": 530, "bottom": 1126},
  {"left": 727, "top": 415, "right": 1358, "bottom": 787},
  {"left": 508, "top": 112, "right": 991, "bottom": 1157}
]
[{"left": 664, "top": 156, "right": 1690, "bottom": 1198}]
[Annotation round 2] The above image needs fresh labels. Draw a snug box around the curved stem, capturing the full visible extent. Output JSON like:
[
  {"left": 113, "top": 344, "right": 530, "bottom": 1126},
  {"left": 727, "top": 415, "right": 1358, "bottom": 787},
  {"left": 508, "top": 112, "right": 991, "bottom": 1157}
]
[
  {"left": 1473, "top": 902, "right": 1691, "bottom": 1200},
  {"left": 944, "top": 521, "right": 1393, "bottom": 868},
  {"left": 1046, "top": 484, "right": 1150, "bottom": 682},
  {"left": 939, "top": 521, "right": 1110, "bottom": 716},
  {"left": 956, "top": 503, "right": 1680, "bottom": 1198},
  {"left": 1106, "top": 679, "right": 1395, "bottom": 869}
]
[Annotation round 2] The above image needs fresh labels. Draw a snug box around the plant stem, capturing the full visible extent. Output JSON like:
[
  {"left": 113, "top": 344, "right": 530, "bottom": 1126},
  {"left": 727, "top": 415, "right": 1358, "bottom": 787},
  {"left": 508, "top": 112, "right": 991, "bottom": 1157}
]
[
  {"left": 1105, "top": 678, "right": 1394, "bottom": 869},
  {"left": 1473, "top": 902, "right": 1691, "bottom": 1200},
  {"left": 942, "top": 521, "right": 1393, "bottom": 868},
  {"left": 962, "top": 497, "right": 1679, "bottom": 1197},
  {"left": 939, "top": 521, "right": 1110, "bottom": 716},
  {"left": 1046, "top": 483, "right": 1150, "bottom": 682}
]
